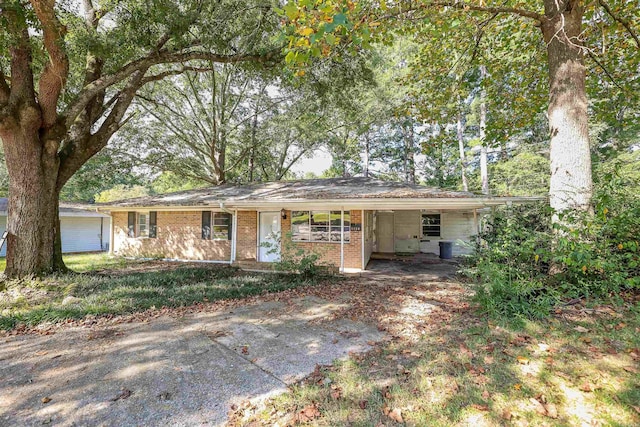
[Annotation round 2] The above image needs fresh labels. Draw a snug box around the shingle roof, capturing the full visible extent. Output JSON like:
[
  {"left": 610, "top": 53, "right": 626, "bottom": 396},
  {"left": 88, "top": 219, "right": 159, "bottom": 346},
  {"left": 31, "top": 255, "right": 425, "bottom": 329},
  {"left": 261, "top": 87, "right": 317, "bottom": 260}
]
[{"left": 99, "top": 177, "right": 479, "bottom": 208}]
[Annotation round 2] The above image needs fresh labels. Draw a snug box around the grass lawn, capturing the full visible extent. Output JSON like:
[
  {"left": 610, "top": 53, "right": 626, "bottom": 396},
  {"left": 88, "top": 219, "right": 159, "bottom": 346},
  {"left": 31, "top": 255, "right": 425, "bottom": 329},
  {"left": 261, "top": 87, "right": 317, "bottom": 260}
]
[
  {"left": 233, "top": 285, "right": 640, "bottom": 426},
  {"left": 0, "top": 253, "right": 316, "bottom": 331},
  {"left": 0, "top": 252, "right": 130, "bottom": 273}
]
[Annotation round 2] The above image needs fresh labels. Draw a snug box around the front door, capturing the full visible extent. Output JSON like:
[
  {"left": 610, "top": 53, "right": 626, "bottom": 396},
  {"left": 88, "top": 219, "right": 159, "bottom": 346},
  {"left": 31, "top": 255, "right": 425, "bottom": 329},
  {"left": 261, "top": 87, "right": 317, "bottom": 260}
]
[
  {"left": 259, "top": 211, "right": 281, "bottom": 262},
  {"left": 376, "top": 212, "right": 394, "bottom": 253}
]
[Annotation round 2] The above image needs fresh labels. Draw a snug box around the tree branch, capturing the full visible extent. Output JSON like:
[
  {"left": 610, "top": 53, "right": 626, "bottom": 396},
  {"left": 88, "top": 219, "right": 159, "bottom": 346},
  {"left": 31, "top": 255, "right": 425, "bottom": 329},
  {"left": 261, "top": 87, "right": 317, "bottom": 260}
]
[
  {"left": 64, "top": 48, "right": 281, "bottom": 129},
  {"left": 30, "top": 0, "right": 70, "bottom": 128},
  {"left": 385, "top": 1, "right": 542, "bottom": 22},
  {"left": 5, "top": 8, "right": 36, "bottom": 107},
  {"left": 587, "top": 51, "right": 625, "bottom": 91},
  {"left": 58, "top": 70, "right": 147, "bottom": 189},
  {"left": 598, "top": 0, "right": 640, "bottom": 49},
  {"left": 140, "top": 66, "right": 216, "bottom": 84}
]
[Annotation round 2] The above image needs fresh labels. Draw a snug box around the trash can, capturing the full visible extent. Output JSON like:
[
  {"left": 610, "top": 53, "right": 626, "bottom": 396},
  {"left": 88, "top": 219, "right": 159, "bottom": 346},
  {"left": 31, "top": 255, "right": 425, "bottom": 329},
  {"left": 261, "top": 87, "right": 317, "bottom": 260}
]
[{"left": 439, "top": 241, "right": 453, "bottom": 259}]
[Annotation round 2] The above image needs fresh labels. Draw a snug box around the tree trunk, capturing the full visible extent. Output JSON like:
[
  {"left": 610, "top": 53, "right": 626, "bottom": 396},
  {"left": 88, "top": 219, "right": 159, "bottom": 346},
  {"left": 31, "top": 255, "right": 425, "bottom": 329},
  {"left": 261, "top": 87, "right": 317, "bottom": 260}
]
[
  {"left": 541, "top": 0, "right": 592, "bottom": 213},
  {"left": 479, "top": 65, "right": 489, "bottom": 195},
  {"left": 363, "top": 134, "right": 370, "bottom": 178},
  {"left": 405, "top": 124, "right": 416, "bottom": 184},
  {"left": 456, "top": 107, "right": 469, "bottom": 192},
  {"left": 1, "top": 120, "right": 65, "bottom": 277}
]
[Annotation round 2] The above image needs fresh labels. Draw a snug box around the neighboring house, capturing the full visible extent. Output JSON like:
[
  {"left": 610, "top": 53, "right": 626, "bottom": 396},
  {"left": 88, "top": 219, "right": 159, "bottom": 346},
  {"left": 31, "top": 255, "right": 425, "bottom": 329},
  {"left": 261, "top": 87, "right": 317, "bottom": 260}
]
[
  {"left": 0, "top": 198, "right": 110, "bottom": 256},
  {"left": 98, "top": 178, "right": 540, "bottom": 272}
]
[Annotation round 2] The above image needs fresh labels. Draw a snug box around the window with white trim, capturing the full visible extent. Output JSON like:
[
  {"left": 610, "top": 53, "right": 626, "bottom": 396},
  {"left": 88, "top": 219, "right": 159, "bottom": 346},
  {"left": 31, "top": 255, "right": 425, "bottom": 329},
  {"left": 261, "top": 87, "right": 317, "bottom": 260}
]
[
  {"left": 291, "top": 211, "right": 350, "bottom": 243},
  {"left": 127, "top": 211, "right": 157, "bottom": 238},
  {"left": 421, "top": 213, "right": 441, "bottom": 237},
  {"left": 202, "top": 211, "right": 232, "bottom": 240},
  {"left": 138, "top": 213, "right": 149, "bottom": 238}
]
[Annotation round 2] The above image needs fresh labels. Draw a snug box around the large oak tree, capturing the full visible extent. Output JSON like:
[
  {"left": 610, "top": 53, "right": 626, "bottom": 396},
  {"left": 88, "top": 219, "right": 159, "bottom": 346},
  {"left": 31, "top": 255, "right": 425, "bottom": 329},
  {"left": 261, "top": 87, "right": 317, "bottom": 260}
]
[{"left": 0, "top": 0, "right": 281, "bottom": 277}]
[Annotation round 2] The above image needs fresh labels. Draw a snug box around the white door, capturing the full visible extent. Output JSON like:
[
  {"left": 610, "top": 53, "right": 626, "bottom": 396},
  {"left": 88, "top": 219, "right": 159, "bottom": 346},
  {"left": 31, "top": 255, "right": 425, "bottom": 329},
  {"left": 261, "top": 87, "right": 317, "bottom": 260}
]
[
  {"left": 259, "top": 212, "right": 281, "bottom": 262},
  {"left": 376, "top": 212, "right": 394, "bottom": 253}
]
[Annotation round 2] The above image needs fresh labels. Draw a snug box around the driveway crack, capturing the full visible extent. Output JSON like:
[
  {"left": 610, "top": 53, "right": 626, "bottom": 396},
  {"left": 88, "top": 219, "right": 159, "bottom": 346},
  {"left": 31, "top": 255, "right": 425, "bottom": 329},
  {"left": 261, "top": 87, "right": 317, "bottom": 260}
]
[{"left": 208, "top": 334, "right": 289, "bottom": 387}]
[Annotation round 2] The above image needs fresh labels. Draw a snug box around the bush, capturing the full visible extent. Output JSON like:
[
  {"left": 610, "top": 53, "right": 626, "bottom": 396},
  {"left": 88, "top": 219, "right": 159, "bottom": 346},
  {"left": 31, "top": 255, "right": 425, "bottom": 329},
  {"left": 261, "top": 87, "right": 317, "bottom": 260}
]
[
  {"left": 470, "top": 180, "right": 640, "bottom": 319},
  {"left": 261, "top": 232, "right": 332, "bottom": 279}
]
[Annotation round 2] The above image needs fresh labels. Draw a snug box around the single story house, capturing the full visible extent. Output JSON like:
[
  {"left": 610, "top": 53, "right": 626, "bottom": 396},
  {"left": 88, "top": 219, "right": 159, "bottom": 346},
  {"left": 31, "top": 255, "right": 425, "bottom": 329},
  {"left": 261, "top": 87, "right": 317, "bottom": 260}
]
[
  {"left": 98, "top": 178, "right": 540, "bottom": 272},
  {"left": 0, "top": 198, "right": 110, "bottom": 256}
]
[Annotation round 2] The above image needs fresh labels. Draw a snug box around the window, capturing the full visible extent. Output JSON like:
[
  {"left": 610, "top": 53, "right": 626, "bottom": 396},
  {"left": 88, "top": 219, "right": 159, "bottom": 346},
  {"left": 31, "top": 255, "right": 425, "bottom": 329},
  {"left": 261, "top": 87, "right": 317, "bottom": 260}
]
[
  {"left": 138, "top": 213, "right": 149, "bottom": 238},
  {"left": 291, "top": 210, "right": 350, "bottom": 243},
  {"left": 422, "top": 213, "right": 441, "bottom": 237},
  {"left": 202, "top": 211, "right": 232, "bottom": 240},
  {"left": 127, "top": 211, "right": 157, "bottom": 238}
]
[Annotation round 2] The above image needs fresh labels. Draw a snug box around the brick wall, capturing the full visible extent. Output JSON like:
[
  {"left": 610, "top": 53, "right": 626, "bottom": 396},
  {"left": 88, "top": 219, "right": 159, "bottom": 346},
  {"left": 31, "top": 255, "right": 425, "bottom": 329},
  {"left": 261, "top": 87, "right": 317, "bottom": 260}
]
[
  {"left": 112, "top": 209, "right": 364, "bottom": 269},
  {"left": 236, "top": 210, "right": 257, "bottom": 261},
  {"left": 112, "top": 210, "right": 231, "bottom": 261},
  {"left": 281, "top": 210, "right": 363, "bottom": 270}
]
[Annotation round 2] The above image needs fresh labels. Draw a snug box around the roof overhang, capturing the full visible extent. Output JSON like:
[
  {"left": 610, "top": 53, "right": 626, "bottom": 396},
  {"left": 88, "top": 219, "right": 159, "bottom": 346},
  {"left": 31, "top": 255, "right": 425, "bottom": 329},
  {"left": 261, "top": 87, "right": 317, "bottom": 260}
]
[
  {"left": 97, "top": 196, "right": 546, "bottom": 213},
  {"left": 0, "top": 210, "right": 109, "bottom": 218}
]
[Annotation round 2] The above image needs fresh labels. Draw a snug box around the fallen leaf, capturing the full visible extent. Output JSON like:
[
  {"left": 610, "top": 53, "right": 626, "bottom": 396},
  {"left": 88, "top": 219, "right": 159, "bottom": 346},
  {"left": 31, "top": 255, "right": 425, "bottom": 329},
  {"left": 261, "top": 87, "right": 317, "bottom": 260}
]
[
  {"left": 517, "top": 356, "right": 530, "bottom": 365},
  {"left": 501, "top": 409, "right": 512, "bottom": 420},
  {"left": 471, "top": 403, "right": 490, "bottom": 411},
  {"left": 513, "top": 383, "right": 522, "bottom": 390},
  {"left": 383, "top": 386, "right": 392, "bottom": 399},
  {"left": 387, "top": 407, "right": 404, "bottom": 423},
  {"left": 241, "top": 346, "right": 249, "bottom": 355},
  {"left": 330, "top": 386, "right": 342, "bottom": 400},
  {"left": 359, "top": 400, "right": 368, "bottom": 409},
  {"left": 574, "top": 326, "right": 589, "bottom": 333},
  {"left": 41, "top": 397, "right": 52, "bottom": 404},
  {"left": 295, "top": 403, "right": 320, "bottom": 423},
  {"left": 530, "top": 397, "right": 547, "bottom": 415},
  {"left": 632, "top": 405, "right": 640, "bottom": 415},
  {"left": 482, "top": 390, "right": 490, "bottom": 399},
  {"left": 544, "top": 403, "right": 558, "bottom": 419},
  {"left": 623, "top": 366, "right": 638, "bottom": 374},
  {"left": 459, "top": 343, "right": 473, "bottom": 358},
  {"left": 579, "top": 382, "right": 594, "bottom": 392},
  {"left": 615, "top": 322, "right": 626, "bottom": 330}
]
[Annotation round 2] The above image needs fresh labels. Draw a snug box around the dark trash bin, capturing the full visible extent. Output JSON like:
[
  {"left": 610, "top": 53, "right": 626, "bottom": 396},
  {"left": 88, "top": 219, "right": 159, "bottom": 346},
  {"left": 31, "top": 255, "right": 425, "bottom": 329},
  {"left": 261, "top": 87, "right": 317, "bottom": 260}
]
[{"left": 439, "top": 241, "right": 453, "bottom": 259}]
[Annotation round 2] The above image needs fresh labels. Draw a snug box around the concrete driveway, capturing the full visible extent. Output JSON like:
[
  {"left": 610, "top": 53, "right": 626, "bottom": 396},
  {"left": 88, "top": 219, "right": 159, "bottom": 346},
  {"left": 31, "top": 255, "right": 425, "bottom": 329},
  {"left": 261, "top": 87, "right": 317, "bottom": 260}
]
[{"left": 0, "top": 295, "right": 384, "bottom": 426}]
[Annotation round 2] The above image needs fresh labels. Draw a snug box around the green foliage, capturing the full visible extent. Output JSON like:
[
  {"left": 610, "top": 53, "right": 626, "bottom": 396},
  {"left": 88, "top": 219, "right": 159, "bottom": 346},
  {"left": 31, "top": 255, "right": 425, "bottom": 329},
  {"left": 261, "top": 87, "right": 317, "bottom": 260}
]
[
  {"left": 489, "top": 151, "right": 550, "bottom": 196},
  {"left": 94, "top": 184, "right": 150, "bottom": 203},
  {"left": 150, "top": 172, "right": 206, "bottom": 194},
  {"left": 60, "top": 145, "right": 147, "bottom": 202},
  {"left": 471, "top": 184, "right": 640, "bottom": 319},
  {"left": 262, "top": 232, "right": 332, "bottom": 278}
]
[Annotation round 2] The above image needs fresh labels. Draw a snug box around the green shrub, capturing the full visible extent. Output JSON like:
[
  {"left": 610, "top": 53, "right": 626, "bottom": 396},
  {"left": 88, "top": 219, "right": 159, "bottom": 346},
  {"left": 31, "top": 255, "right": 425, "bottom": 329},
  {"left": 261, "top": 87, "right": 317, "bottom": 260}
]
[
  {"left": 261, "top": 232, "right": 332, "bottom": 279},
  {"left": 471, "top": 179, "right": 640, "bottom": 319}
]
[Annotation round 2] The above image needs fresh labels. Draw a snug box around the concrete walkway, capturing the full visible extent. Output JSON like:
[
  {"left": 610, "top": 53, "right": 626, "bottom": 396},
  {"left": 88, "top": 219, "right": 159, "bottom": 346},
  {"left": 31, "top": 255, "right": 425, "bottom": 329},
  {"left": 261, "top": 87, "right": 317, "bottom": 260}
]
[{"left": 0, "top": 296, "right": 384, "bottom": 426}]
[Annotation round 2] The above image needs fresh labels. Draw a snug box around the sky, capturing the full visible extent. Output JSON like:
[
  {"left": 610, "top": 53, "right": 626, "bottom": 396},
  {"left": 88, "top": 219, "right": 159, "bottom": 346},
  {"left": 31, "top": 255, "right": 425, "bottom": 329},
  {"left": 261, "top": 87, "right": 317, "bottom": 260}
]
[{"left": 291, "top": 148, "right": 333, "bottom": 176}]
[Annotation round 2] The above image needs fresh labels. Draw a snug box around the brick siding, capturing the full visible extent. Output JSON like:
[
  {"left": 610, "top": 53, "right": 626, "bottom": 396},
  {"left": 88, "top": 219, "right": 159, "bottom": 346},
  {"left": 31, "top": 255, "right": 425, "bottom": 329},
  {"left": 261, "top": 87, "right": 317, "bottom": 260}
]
[{"left": 112, "top": 209, "right": 364, "bottom": 269}]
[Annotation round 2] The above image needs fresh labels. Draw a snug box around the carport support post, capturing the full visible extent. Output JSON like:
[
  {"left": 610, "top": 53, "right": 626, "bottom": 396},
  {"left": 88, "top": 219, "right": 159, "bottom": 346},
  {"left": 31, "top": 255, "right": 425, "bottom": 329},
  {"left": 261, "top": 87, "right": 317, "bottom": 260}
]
[
  {"left": 340, "top": 209, "right": 344, "bottom": 273},
  {"left": 473, "top": 209, "right": 479, "bottom": 235},
  {"left": 231, "top": 210, "right": 238, "bottom": 264},
  {"left": 108, "top": 213, "right": 114, "bottom": 255}
]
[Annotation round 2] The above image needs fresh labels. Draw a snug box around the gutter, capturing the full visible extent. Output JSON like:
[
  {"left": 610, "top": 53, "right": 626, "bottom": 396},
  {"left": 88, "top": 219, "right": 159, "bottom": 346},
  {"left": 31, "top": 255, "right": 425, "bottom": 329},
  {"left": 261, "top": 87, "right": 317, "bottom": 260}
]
[{"left": 98, "top": 196, "right": 546, "bottom": 212}]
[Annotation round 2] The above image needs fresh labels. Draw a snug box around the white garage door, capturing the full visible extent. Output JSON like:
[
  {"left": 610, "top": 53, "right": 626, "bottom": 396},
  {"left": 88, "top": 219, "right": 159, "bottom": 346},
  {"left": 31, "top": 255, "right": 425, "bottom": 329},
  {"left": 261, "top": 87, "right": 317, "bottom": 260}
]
[
  {"left": 60, "top": 217, "right": 105, "bottom": 253},
  {"left": 0, "top": 215, "right": 107, "bottom": 257}
]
